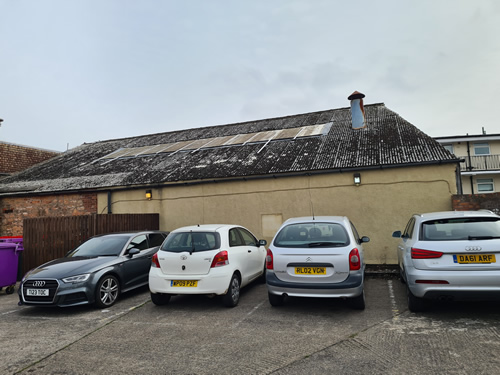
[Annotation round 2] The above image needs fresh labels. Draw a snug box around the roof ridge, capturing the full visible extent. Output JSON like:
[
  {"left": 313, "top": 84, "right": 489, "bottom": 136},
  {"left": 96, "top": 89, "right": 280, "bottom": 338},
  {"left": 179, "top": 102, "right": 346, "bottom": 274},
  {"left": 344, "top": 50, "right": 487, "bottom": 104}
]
[{"left": 90, "top": 103, "right": 386, "bottom": 146}]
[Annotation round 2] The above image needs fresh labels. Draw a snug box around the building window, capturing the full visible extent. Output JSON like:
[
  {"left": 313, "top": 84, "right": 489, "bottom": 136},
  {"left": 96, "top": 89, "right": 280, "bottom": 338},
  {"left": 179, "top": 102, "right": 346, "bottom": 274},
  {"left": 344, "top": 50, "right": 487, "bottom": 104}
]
[
  {"left": 443, "top": 144, "right": 454, "bottom": 154},
  {"left": 477, "top": 178, "right": 494, "bottom": 192},
  {"left": 474, "top": 143, "right": 490, "bottom": 155}
]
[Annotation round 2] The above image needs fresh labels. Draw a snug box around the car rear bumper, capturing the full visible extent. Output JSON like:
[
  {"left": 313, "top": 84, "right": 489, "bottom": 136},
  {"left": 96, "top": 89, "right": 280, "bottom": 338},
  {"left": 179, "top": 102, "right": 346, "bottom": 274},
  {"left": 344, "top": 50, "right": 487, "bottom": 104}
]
[
  {"left": 149, "top": 267, "right": 232, "bottom": 295},
  {"left": 406, "top": 267, "right": 500, "bottom": 300},
  {"left": 266, "top": 271, "right": 363, "bottom": 298}
]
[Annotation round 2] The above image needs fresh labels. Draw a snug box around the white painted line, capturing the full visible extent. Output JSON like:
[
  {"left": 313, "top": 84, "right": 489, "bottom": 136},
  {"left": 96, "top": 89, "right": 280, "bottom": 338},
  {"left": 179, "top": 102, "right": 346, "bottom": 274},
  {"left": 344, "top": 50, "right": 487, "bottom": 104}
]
[
  {"left": 387, "top": 280, "right": 399, "bottom": 316},
  {"left": 0, "top": 310, "right": 19, "bottom": 316},
  {"left": 232, "top": 301, "right": 265, "bottom": 328}
]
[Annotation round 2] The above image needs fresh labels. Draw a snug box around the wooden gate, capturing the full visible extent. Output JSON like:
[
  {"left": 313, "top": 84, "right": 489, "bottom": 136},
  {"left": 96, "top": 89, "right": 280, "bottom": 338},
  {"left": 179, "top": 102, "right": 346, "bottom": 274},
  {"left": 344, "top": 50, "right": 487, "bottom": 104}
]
[{"left": 21, "top": 214, "right": 159, "bottom": 276}]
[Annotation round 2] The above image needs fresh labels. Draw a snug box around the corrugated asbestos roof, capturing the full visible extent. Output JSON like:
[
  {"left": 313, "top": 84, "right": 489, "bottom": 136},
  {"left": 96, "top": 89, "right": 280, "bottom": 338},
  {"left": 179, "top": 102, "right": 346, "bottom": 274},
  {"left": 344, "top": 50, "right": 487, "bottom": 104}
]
[{"left": 0, "top": 103, "right": 459, "bottom": 195}]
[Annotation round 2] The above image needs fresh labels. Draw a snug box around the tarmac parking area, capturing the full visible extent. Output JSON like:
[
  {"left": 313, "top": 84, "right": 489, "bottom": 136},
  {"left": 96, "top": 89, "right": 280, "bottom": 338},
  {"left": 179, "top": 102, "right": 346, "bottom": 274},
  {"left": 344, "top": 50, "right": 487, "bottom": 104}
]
[{"left": 1, "top": 277, "right": 500, "bottom": 375}]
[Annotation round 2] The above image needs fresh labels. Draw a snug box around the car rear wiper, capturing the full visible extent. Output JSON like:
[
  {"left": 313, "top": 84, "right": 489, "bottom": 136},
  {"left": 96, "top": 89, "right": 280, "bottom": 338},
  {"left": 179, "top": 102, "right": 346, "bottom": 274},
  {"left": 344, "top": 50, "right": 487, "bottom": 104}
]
[
  {"left": 468, "top": 235, "right": 500, "bottom": 240},
  {"left": 308, "top": 242, "right": 337, "bottom": 247}
]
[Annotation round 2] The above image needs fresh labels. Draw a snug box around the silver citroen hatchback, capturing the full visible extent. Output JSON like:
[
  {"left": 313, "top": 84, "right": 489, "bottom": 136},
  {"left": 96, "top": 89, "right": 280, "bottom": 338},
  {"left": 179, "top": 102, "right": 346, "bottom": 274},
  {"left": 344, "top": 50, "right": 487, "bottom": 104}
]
[{"left": 266, "top": 216, "right": 370, "bottom": 310}]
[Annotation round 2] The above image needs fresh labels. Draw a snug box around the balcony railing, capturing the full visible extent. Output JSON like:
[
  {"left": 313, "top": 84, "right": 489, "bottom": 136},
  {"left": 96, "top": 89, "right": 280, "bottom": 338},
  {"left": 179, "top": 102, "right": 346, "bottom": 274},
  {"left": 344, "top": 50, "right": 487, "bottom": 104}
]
[{"left": 460, "top": 154, "right": 500, "bottom": 171}]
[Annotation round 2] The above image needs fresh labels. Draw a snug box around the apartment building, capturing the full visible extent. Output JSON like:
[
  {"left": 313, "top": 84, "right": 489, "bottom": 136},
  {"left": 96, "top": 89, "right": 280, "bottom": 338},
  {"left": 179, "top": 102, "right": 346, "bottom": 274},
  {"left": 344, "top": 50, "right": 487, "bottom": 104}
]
[{"left": 435, "top": 132, "right": 500, "bottom": 194}]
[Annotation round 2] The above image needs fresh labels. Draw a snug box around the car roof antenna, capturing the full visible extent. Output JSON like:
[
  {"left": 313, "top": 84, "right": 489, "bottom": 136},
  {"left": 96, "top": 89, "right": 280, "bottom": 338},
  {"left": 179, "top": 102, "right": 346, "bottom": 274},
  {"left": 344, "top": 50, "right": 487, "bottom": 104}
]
[{"left": 308, "top": 176, "right": 315, "bottom": 220}]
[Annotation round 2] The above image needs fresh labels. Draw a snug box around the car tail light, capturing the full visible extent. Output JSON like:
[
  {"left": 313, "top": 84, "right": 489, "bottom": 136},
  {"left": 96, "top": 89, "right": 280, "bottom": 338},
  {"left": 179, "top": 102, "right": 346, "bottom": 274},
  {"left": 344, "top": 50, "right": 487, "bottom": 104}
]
[
  {"left": 416, "top": 280, "right": 449, "bottom": 284},
  {"left": 349, "top": 248, "right": 361, "bottom": 270},
  {"left": 266, "top": 249, "right": 274, "bottom": 270},
  {"left": 211, "top": 251, "right": 229, "bottom": 268},
  {"left": 411, "top": 248, "right": 444, "bottom": 259},
  {"left": 151, "top": 253, "right": 160, "bottom": 268}
]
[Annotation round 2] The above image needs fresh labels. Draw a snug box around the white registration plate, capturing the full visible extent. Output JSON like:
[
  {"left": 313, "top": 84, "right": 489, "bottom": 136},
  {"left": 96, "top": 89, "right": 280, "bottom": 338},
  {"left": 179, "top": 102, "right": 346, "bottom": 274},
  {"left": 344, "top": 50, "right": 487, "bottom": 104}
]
[{"left": 26, "top": 289, "right": 49, "bottom": 296}]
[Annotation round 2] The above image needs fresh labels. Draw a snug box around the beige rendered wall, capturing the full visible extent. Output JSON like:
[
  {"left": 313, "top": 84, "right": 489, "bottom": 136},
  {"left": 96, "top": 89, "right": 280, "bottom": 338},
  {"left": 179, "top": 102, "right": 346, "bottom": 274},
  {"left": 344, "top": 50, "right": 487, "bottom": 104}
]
[{"left": 97, "top": 164, "right": 457, "bottom": 264}]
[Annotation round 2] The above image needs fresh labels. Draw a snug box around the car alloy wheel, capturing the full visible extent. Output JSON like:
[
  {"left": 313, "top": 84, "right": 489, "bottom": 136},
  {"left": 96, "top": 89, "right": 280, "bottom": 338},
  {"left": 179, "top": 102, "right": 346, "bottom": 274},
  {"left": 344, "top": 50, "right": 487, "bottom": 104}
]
[
  {"left": 222, "top": 274, "right": 240, "bottom": 307},
  {"left": 96, "top": 275, "right": 120, "bottom": 308}
]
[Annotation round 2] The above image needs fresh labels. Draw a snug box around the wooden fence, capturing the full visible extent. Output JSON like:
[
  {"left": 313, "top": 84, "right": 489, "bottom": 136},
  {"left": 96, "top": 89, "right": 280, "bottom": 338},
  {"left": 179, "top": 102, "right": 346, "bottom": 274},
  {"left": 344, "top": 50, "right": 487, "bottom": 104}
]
[{"left": 21, "top": 214, "right": 159, "bottom": 277}]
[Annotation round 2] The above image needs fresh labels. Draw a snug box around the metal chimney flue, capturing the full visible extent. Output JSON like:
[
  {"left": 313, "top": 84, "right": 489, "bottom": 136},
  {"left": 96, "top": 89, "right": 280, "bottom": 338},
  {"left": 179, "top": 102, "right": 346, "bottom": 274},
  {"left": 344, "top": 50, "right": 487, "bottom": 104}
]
[{"left": 348, "top": 91, "right": 366, "bottom": 129}]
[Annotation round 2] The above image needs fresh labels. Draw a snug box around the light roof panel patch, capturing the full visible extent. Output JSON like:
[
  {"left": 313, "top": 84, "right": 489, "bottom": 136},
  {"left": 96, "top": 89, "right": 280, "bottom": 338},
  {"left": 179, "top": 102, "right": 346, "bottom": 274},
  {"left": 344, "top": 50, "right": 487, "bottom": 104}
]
[
  {"left": 278, "top": 128, "right": 303, "bottom": 139},
  {"left": 205, "top": 135, "right": 236, "bottom": 148},
  {"left": 99, "top": 123, "right": 332, "bottom": 162},
  {"left": 224, "top": 133, "right": 258, "bottom": 145},
  {"left": 250, "top": 130, "right": 279, "bottom": 143}
]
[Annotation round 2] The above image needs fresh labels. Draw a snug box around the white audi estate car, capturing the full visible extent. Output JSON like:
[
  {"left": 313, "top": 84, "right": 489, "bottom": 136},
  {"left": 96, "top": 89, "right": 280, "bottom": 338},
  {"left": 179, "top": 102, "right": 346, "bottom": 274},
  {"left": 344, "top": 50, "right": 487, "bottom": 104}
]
[
  {"left": 149, "top": 224, "right": 267, "bottom": 307},
  {"left": 266, "top": 216, "right": 370, "bottom": 310},
  {"left": 393, "top": 210, "right": 500, "bottom": 312}
]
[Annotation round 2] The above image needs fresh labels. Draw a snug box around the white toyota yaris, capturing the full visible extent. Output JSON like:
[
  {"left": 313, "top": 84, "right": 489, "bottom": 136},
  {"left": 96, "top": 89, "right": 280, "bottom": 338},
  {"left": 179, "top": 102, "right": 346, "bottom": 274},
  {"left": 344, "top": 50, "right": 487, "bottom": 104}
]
[{"left": 149, "top": 224, "right": 267, "bottom": 307}]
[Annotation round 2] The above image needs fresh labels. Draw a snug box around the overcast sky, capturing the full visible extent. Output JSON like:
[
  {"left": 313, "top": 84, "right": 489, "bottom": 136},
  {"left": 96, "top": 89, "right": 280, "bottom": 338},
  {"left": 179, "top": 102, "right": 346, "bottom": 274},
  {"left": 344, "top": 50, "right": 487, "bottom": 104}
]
[{"left": 1, "top": 1, "right": 499, "bottom": 152}]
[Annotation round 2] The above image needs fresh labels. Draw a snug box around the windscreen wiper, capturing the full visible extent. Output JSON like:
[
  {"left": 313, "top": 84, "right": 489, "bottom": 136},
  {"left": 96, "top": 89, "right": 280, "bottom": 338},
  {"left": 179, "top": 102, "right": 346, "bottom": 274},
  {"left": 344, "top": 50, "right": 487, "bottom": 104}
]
[
  {"left": 468, "top": 235, "right": 500, "bottom": 240},
  {"left": 308, "top": 242, "right": 336, "bottom": 247}
]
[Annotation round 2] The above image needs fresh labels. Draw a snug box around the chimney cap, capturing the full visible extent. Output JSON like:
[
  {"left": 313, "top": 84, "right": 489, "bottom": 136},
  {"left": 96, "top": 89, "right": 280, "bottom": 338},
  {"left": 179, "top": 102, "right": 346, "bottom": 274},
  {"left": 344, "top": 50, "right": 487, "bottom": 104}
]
[{"left": 348, "top": 91, "right": 365, "bottom": 100}]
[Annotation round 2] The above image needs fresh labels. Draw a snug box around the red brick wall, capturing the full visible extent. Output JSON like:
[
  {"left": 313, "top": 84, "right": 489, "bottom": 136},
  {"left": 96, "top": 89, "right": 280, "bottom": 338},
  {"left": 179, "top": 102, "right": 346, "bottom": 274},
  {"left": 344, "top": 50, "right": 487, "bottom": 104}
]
[
  {"left": 452, "top": 193, "right": 500, "bottom": 214},
  {"left": 0, "top": 143, "right": 59, "bottom": 174},
  {"left": 0, "top": 193, "right": 97, "bottom": 236}
]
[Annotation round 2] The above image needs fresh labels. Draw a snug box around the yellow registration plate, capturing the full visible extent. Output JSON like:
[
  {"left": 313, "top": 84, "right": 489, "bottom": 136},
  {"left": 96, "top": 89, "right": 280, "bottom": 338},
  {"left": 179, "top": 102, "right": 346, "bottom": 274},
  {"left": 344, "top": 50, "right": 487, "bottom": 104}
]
[
  {"left": 454, "top": 254, "right": 496, "bottom": 264},
  {"left": 171, "top": 280, "right": 198, "bottom": 287},
  {"left": 294, "top": 267, "right": 326, "bottom": 275}
]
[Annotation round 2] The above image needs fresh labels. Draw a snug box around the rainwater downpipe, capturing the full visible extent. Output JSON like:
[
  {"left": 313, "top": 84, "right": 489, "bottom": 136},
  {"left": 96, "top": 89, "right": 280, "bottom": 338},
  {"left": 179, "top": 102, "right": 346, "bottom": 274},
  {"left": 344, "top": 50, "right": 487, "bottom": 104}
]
[
  {"left": 466, "top": 141, "right": 474, "bottom": 194},
  {"left": 107, "top": 191, "right": 112, "bottom": 214},
  {"left": 456, "top": 161, "right": 463, "bottom": 195}
]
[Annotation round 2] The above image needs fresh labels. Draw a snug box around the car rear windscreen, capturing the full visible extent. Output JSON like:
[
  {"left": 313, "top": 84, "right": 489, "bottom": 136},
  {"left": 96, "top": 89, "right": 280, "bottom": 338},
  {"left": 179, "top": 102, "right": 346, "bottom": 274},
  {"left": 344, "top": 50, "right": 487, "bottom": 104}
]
[
  {"left": 161, "top": 232, "right": 221, "bottom": 253},
  {"left": 421, "top": 217, "right": 500, "bottom": 241},
  {"left": 273, "top": 223, "right": 350, "bottom": 248}
]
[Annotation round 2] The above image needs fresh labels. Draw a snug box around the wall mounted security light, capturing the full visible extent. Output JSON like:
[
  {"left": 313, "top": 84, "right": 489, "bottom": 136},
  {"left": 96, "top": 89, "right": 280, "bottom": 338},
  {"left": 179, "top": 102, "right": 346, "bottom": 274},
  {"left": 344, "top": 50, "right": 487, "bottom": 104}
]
[
  {"left": 353, "top": 173, "right": 361, "bottom": 186},
  {"left": 145, "top": 190, "right": 152, "bottom": 200}
]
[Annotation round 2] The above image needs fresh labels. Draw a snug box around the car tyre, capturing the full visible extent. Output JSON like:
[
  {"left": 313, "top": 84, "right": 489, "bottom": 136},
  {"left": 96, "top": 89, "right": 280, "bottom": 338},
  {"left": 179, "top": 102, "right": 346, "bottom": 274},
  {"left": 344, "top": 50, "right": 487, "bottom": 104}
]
[
  {"left": 407, "top": 284, "right": 425, "bottom": 312},
  {"left": 268, "top": 292, "right": 285, "bottom": 307},
  {"left": 259, "top": 263, "right": 267, "bottom": 284},
  {"left": 222, "top": 274, "right": 240, "bottom": 307},
  {"left": 349, "top": 290, "right": 366, "bottom": 310},
  {"left": 399, "top": 267, "right": 406, "bottom": 284},
  {"left": 151, "top": 292, "right": 171, "bottom": 306},
  {"left": 5, "top": 285, "right": 15, "bottom": 294},
  {"left": 95, "top": 275, "right": 120, "bottom": 308}
]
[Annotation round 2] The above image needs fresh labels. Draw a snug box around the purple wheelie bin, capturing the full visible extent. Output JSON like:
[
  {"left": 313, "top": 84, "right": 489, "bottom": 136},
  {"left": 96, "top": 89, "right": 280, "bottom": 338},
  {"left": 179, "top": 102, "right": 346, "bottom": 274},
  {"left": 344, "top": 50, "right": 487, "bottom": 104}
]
[{"left": 0, "top": 237, "right": 24, "bottom": 294}]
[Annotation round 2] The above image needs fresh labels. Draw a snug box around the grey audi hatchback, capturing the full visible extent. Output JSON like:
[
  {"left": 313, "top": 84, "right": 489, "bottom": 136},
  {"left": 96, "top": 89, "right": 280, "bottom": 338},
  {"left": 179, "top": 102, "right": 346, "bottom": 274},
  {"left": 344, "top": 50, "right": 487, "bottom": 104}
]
[{"left": 18, "top": 231, "right": 168, "bottom": 308}]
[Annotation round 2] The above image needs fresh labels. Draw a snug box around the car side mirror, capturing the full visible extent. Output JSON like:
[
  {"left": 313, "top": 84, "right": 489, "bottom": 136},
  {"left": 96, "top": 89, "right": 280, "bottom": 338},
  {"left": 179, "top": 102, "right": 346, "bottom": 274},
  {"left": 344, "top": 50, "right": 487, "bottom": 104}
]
[
  {"left": 361, "top": 236, "right": 370, "bottom": 243},
  {"left": 128, "top": 248, "right": 140, "bottom": 257},
  {"left": 392, "top": 231, "right": 402, "bottom": 238},
  {"left": 259, "top": 239, "right": 267, "bottom": 246}
]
